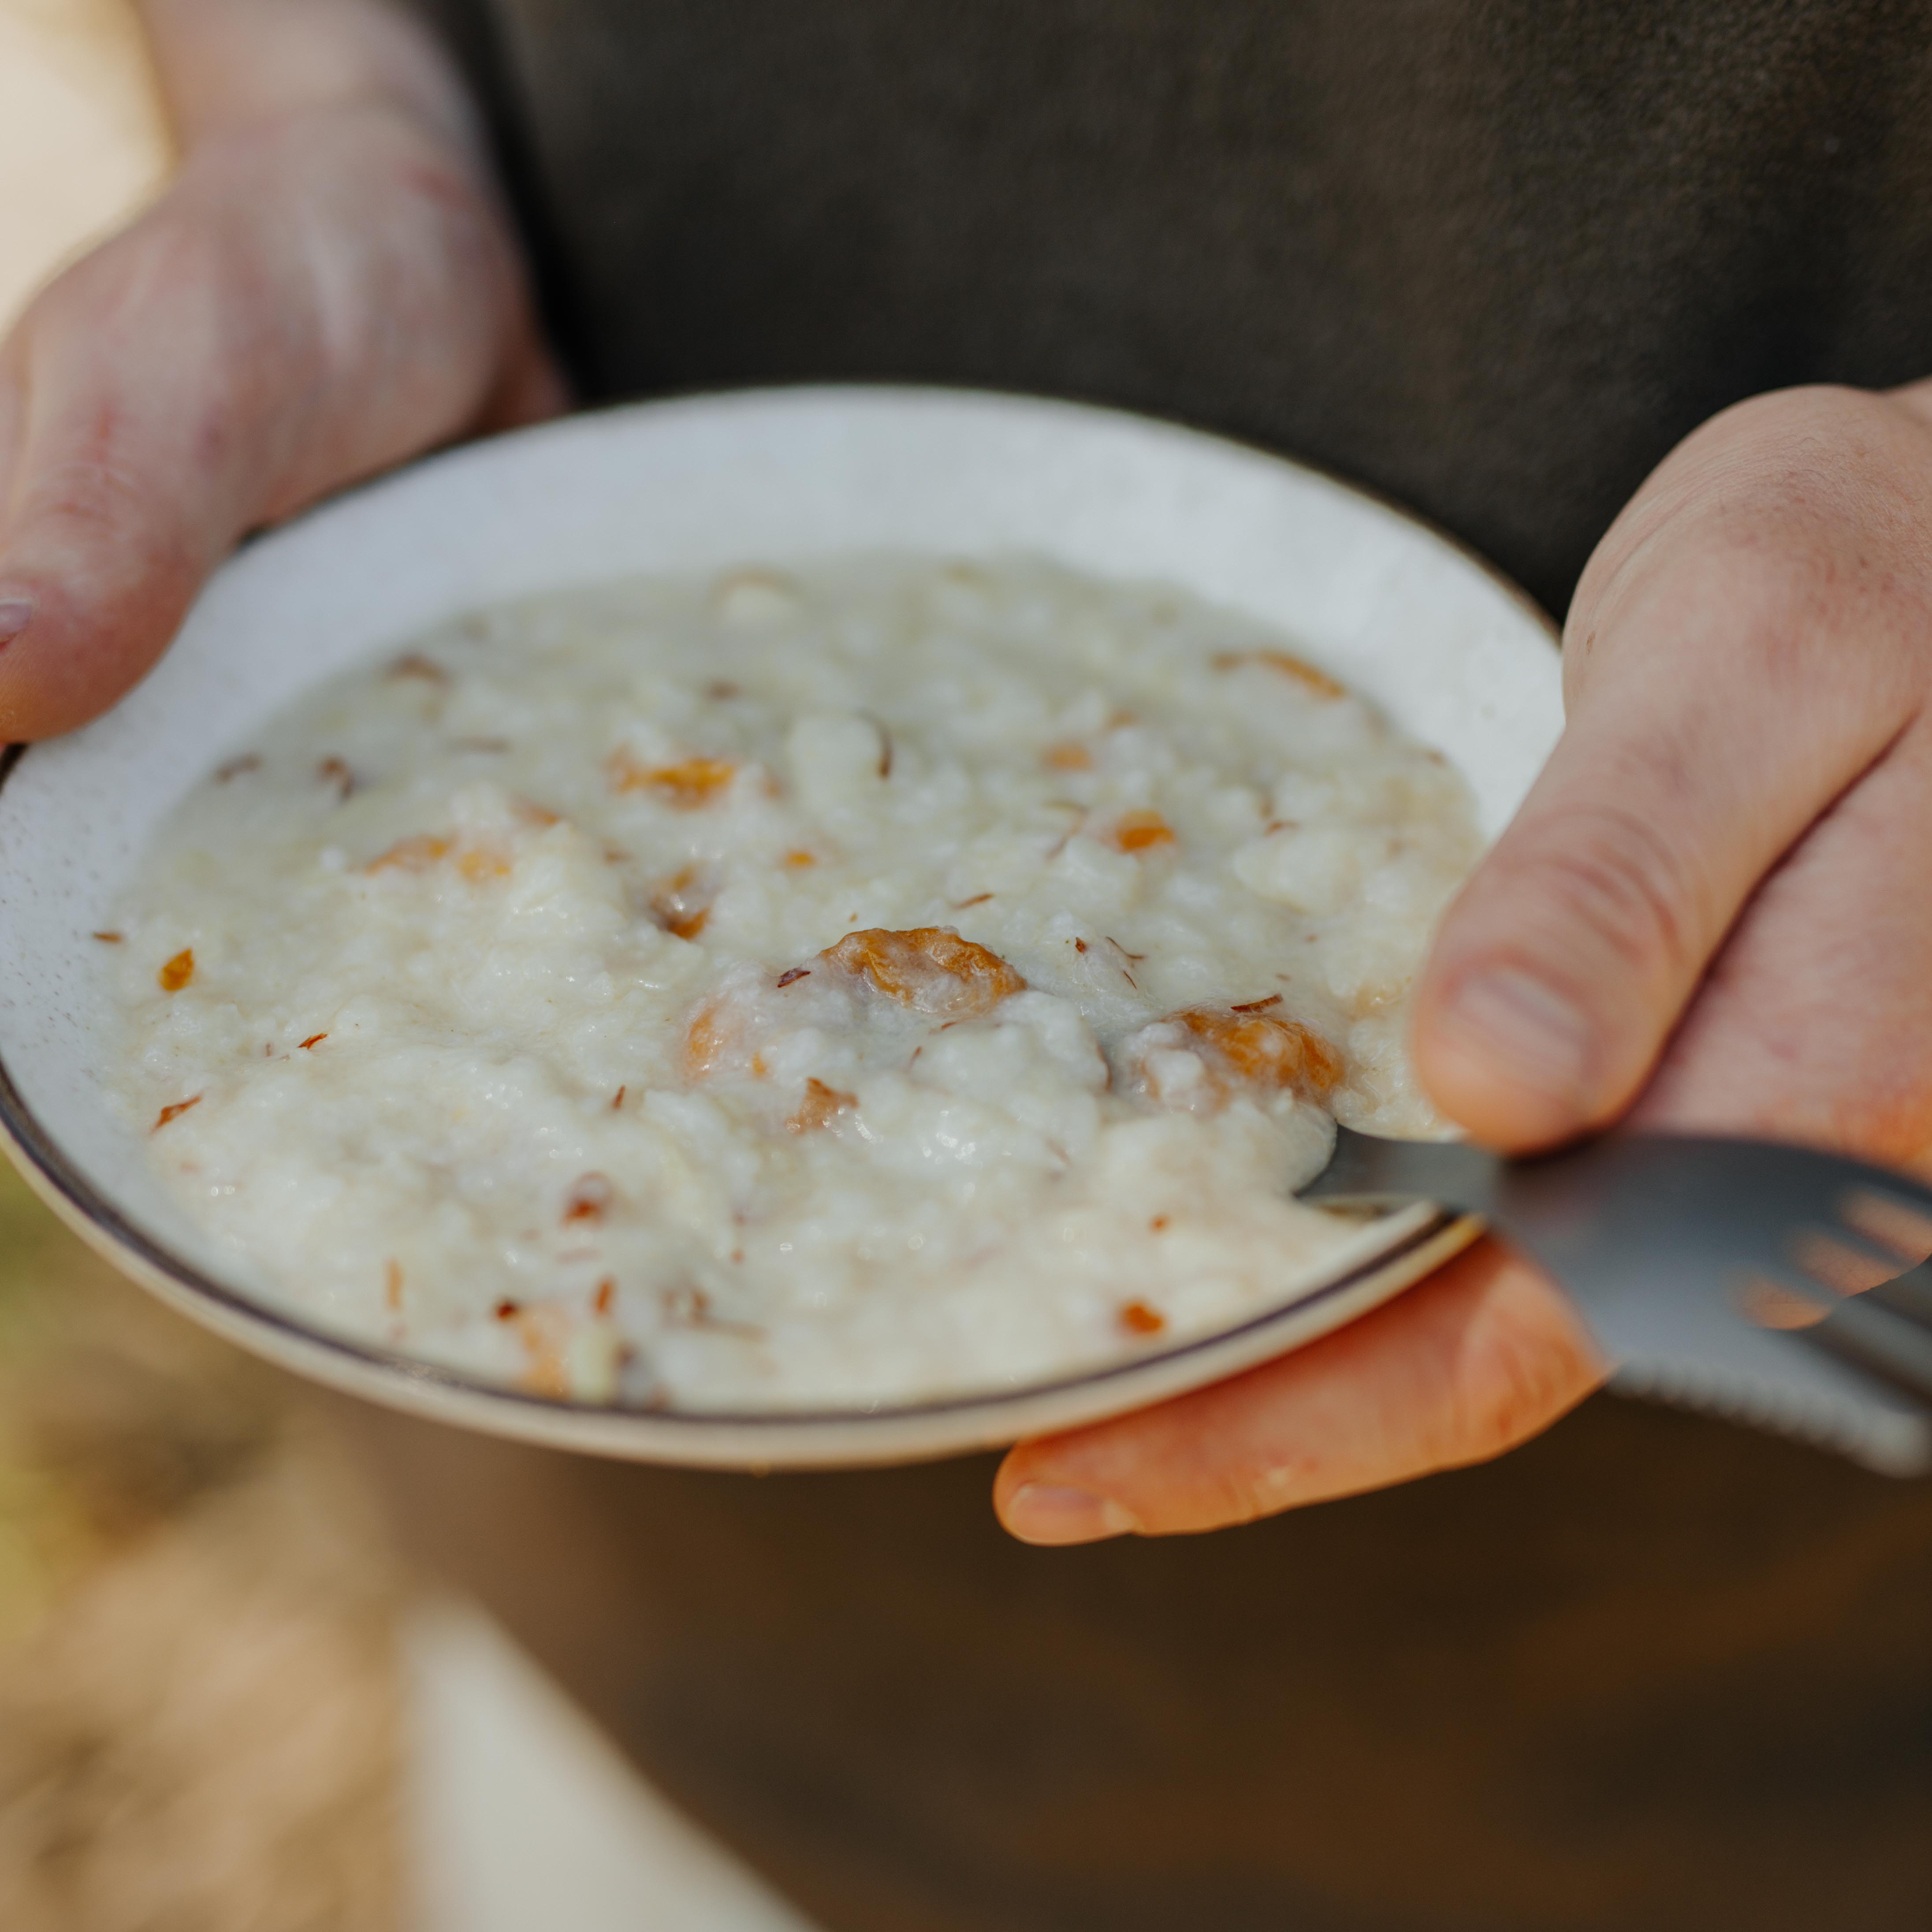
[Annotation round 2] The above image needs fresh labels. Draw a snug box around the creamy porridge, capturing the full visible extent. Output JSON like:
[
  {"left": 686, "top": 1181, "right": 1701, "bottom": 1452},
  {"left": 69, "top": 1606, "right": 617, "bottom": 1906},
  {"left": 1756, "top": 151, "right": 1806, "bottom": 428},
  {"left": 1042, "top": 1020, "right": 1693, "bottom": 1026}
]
[{"left": 103, "top": 555, "right": 1478, "bottom": 1408}]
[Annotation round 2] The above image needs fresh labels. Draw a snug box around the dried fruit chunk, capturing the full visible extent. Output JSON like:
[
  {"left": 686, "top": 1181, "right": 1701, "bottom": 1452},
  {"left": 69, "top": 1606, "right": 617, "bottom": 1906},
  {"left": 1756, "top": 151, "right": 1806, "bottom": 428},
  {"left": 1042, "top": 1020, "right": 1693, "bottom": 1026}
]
[
  {"left": 788, "top": 1077, "right": 858, "bottom": 1133},
  {"left": 1212, "top": 648, "right": 1346, "bottom": 700},
  {"left": 685, "top": 997, "right": 747, "bottom": 1078},
  {"left": 1106, "top": 810, "right": 1176, "bottom": 853},
  {"left": 157, "top": 948, "right": 195, "bottom": 993},
  {"left": 607, "top": 749, "right": 737, "bottom": 808},
  {"left": 651, "top": 866, "right": 712, "bottom": 941},
  {"left": 511, "top": 1304, "right": 572, "bottom": 1400},
  {"left": 317, "top": 756, "right": 357, "bottom": 801},
  {"left": 819, "top": 927, "right": 1024, "bottom": 1016},
  {"left": 1173, "top": 1005, "right": 1344, "bottom": 1099},
  {"left": 457, "top": 845, "right": 512, "bottom": 882},
  {"left": 563, "top": 1173, "right": 614, "bottom": 1225},
  {"left": 367, "top": 834, "right": 450, "bottom": 874}
]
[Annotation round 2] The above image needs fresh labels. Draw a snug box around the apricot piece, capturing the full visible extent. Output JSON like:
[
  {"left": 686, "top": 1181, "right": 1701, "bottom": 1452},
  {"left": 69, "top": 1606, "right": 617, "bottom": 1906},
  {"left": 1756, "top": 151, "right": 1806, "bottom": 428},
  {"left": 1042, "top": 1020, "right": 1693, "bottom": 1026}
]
[
  {"left": 1107, "top": 810, "right": 1176, "bottom": 853},
  {"left": 563, "top": 1173, "right": 615, "bottom": 1225},
  {"left": 513, "top": 1305, "right": 572, "bottom": 1400},
  {"left": 1172, "top": 1005, "right": 1344, "bottom": 1099},
  {"left": 367, "top": 834, "right": 450, "bottom": 874},
  {"left": 819, "top": 927, "right": 1024, "bottom": 1017},
  {"left": 457, "top": 845, "right": 512, "bottom": 882},
  {"left": 787, "top": 1077, "right": 858, "bottom": 1133},
  {"left": 607, "top": 749, "right": 737, "bottom": 808},
  {"left": 1211, "top": 648, "right": 1345, "bottom": 700},
  {"left": 685, "top": 997, "right": 752, "bottom": 1078},
  {"left": 651, "top": 866, "right": 712, "bottom": 941}
]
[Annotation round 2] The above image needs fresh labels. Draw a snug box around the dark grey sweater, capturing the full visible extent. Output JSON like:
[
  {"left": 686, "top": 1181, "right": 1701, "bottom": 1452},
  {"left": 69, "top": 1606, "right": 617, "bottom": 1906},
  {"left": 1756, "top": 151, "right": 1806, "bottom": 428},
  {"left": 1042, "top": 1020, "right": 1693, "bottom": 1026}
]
[
  {"left": 373, "top": 6, "right": 1932, "bottom": 1926},
  {"left": 444, "top": 0, "right": 1932, "bottom": 614}
]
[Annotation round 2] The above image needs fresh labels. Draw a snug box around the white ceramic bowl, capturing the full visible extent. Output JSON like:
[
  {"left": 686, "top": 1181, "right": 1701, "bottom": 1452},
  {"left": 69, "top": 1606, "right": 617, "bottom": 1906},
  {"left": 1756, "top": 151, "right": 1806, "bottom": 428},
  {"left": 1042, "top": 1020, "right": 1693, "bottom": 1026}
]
[{"left": 0, "top": 387, "right": 1561, "bottom": 1467}]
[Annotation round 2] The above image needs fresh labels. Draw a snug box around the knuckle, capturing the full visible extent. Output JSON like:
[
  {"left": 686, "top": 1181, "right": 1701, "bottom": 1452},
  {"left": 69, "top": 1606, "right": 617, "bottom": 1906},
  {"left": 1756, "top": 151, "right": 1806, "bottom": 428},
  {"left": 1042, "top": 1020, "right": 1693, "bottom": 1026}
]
[
  {"left": 1711, "top": 529, "right": 1847, "bottom": 644},
  {"left": 25, "top": 445, "right": 149, "bottom": 537},
  {"left": 1513, "top": 801, "right": 1701, "bottom": 983},
  {"left": 1203, "top": 1460, "right": 1306, "bottom": 1528}
]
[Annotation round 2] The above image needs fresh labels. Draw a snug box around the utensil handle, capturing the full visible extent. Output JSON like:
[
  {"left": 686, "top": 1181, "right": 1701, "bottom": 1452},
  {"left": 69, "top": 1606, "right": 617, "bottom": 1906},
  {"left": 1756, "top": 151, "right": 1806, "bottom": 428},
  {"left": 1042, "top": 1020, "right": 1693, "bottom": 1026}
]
[{"left": 1303, "top": 1132, "right": 1502, "bottom": 1213}]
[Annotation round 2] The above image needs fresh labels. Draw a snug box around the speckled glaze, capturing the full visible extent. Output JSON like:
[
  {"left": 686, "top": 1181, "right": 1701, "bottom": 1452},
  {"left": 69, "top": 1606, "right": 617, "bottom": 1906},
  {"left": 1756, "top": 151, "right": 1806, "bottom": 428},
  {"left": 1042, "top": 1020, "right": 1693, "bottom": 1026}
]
[{"left": 0, "top": 387, "right": 1561, "bottom": 1467}]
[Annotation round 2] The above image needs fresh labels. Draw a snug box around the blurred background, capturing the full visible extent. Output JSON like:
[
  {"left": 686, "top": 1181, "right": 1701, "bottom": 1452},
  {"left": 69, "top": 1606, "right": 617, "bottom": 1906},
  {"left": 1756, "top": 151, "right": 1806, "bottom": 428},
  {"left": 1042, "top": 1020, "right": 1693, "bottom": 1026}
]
[{"left": 0, "top": 5, "right": 409, "bottom": 1923}]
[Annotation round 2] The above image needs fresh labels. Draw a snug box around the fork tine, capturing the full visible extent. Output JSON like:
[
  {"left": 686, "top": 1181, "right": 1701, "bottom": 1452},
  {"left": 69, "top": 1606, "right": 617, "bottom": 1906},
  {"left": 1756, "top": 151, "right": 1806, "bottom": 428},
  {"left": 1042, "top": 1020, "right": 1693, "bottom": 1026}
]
[
  {"left": 1787, "top": 1226, "right": 1902, "bottom": 1300},
  {"left": 1801, "top": 1220, "right": 1919, "bottom": 1280},
  {"left": 1835, "top": 1187, "right": 1932, "bottom": 1266},
  {"left": 1801, "top": 1291, "right": 1932, "bottom": 1404},
  {"left": 1861, "top": 1265, "right": 1932, "bottom": 1331}
]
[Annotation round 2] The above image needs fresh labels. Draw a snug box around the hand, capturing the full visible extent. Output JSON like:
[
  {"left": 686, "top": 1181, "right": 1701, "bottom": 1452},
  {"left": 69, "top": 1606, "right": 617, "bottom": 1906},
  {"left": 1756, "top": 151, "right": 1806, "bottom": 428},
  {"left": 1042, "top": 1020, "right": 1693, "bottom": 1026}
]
[
  {"left": 998, "top": 380, "right": 1932, "bottom": 1543},
  {"left": 0, "top": 0, "right": 562, "bottom": 740}
]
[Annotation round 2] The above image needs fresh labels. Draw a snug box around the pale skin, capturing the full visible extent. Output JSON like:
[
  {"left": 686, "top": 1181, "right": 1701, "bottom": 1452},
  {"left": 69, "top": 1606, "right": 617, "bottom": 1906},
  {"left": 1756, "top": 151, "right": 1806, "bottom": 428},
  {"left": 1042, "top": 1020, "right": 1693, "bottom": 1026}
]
[{"left": 9, "top": 0, "right": 1932, "bottom": 1544}]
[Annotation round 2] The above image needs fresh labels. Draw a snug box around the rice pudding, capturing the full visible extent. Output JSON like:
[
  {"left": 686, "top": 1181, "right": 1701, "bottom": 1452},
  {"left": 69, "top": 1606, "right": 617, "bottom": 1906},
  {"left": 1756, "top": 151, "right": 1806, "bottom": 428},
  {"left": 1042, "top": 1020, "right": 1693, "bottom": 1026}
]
[{"left": 104, "top": 555, "right": 1479, "bottom": 1408}]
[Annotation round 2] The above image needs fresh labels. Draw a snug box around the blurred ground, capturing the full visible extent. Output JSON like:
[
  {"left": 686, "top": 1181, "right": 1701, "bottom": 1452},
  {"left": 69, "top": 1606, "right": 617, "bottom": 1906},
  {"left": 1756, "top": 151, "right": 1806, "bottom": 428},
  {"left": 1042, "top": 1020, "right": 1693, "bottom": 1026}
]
[
  {"left": 0, "top": 6, "right": 410, "bottom": 1927},
  {"left": 0, "top": 0, "right": 170, "bottom": 327},
  {"left": 0, "top": 1173, "right": 406, "bottom": 1930}
]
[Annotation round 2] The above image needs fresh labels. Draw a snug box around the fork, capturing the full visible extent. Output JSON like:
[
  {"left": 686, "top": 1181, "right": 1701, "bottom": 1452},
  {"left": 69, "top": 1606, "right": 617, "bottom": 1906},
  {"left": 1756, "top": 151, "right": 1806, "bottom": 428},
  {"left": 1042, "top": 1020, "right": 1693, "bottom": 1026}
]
[{"left": 1299, "top": 1126, "right": 1932, "bottom": 1475}]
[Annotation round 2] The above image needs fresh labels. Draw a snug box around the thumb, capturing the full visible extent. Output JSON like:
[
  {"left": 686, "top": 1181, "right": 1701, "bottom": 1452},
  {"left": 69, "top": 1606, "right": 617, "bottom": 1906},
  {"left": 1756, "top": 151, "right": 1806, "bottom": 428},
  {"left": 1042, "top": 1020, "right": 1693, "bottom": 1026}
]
[{"left": 1412, "top": 539, "right": 1910, "bottom": 1150}]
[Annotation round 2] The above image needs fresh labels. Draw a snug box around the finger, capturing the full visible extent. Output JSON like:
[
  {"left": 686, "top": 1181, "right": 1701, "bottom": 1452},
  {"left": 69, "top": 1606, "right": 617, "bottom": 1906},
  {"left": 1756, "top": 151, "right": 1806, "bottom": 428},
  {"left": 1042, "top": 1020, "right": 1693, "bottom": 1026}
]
[
  {"left": 0, "top": 225, "right": 246, "bottom": 736},
  {"left": 1634, "top": 719, "right": 1932, "bottom": 1168},
  {"left": 1414, "top": 387, "right": 1932, "bottom": 1150},
  {"left": 0, "top": 111, "right": 553, "bottom": 740},
  {"left": 994, "top": 1241, "right": 1601, "bottom": 1543}
]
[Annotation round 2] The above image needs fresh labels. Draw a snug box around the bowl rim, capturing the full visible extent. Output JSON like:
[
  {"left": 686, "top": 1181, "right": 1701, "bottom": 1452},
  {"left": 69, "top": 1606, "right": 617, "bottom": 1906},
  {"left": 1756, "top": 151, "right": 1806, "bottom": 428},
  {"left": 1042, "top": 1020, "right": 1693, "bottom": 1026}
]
[
  {"left": 0, "top": 1041, "right": 1464, "bottom": 1447},
  {"left": 0, "top": 381, "right": 1553, "bottom": 1465}
]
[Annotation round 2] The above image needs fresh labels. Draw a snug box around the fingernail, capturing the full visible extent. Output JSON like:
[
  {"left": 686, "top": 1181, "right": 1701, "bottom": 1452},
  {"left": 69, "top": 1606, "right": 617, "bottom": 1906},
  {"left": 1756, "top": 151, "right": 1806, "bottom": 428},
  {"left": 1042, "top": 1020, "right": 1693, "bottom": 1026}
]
[
  {"left": 1443, "top": 966, "right": 1594, "bottom": 1105},
  {"left": 0, "top": 599, "right": 30, "bottom": 647},
  {"left": 1003, "top": 1482, "right": 1139, "bottom": 1545}
]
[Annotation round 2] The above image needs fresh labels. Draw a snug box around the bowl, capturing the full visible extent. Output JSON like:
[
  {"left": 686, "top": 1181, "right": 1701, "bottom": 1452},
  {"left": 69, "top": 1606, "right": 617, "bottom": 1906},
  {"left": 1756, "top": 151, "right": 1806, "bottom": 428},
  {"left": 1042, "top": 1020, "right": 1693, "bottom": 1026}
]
[{"left": 0, "top": 386, "right": 1561, "bottom": 1467}]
